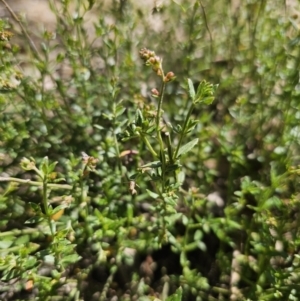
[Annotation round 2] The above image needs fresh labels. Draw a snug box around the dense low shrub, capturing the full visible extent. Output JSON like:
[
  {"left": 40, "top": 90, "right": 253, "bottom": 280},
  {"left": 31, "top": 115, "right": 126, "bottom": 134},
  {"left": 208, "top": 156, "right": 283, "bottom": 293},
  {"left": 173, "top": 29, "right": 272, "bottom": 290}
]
[{"left": 1, "top": 0, "right": 300, "bottom": 300}]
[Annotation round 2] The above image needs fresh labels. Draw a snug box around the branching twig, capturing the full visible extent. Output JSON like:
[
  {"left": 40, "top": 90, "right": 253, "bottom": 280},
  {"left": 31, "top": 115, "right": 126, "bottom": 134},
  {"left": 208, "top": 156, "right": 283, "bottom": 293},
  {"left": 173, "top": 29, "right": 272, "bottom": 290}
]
[
  {"left": 198, "top": 0, "right": 213, "bottom": 58},
  {"left": 0, "top": 0, "right": 41, "bottom": 58}
]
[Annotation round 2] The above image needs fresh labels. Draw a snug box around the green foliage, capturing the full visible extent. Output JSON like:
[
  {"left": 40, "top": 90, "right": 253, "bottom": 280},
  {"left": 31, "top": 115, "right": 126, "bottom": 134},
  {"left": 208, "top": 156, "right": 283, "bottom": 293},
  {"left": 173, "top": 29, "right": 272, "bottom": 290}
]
[{"left": 1, "top": 0, "right": 300, "bottom": 300}]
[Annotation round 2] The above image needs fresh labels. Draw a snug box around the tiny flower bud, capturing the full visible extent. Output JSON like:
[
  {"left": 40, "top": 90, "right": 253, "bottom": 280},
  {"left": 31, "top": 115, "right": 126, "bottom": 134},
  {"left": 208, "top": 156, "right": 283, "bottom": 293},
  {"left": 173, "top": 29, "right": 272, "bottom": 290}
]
[
  {"left": 164, "top": 71, "right": 176, "bottom": 82},
  {"left": 148, "top": 57, "right": 156, "bottom": 64},
  {"left": 20, "top": 157, "right": 36, "bottom": 170},
  {"left": 151, "top": 88, "right": 160, "bottom": 97},
  {"left": 156, "top": 68, "right": 163, "bottom": 76},
  {"left": 153, "top": 56, "right": 161, "bottom": 64}
]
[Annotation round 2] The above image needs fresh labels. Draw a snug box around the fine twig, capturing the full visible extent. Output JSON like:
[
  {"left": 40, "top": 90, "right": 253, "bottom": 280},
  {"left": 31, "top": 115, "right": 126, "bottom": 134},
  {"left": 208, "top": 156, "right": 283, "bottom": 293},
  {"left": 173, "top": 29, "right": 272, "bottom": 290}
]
[
  {"left": 198, "top": 0, "right": 213, "bottom": 58},
  {"left": 0, "top": 0, "right": 41, "bottom": 58}
]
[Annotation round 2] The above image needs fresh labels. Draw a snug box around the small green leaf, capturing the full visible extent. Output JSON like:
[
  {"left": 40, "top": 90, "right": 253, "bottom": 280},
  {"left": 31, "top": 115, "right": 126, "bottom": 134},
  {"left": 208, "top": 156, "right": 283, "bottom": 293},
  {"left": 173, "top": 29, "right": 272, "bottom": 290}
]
[
  {"left": 165, "top": 163, "right": 181, "bottom": 173},
  {"left": 174, "top": 124, "right": 182, "bottom": 134},
  {"left": 166, "top": 287, "right": 183, "bottom": 301},
  {"left": 50, "top": 203, "right": 70, "bottom": 215},
  {"left": 48, "top": 161, "right": 58, "bottom": 173},
  {"left": 13, "top": 234, "right": 30, "bottom": 246},
  {"left": 129, "top": 173, "right": 139, "bottom": 180},
  {"left": 176, "top": 138, "right": 199, "bottom": 158},
  {"left": 28, "top": 202, "right": 42, "bottom": 213},
  {"left": 194, "top": 80, "right": 218, "bottom": 105},
  {"left": 164, "top": 213, "right": 183, "bottom": 226},
  {"left": 226, "top": 219, "right": 243, "bottom": 230},
  {"left": 146, "top": 125, "right": 156, "bottom": 134},
  {"left": 186, "top": 119, "right": 199, "bottom": 133},
  {"left": 25, "top": 216, "right": 45, "bottom": 224},
  {"left": 56, "top": 53, "right": 65, "bottom": 63},
  {"left": 146, "top": 189, "right": 159, "bottom": 199},
  {"left": 60, "top": 254, "right": 82, "bottom": 266},
  {"left": 0, "top": 88, "right": 16, "bottom": 94},
  {"left": 40, "top": 156, "right": 49, "bottom": 176},
  {"left": 187, "top": 78, "right": 195, "bottom": 100},
  {"left": 27, "top": 242, "right": 40, "bottom": 253},
  {"left": 115, "top": 105, "right": 126, "bottom": 117},
  {"left": 23, "top": 256, "right": 37, "bottom": 269},
  {"left": 135, "top": 108, "right": 144, "bottom": 126},
  {"left": 261, "top": 196, "right": 283, "bottom": 210},
  {"left": 94, "top": 124, "right": 105, "bottom": 130},
  {"left": 194, "top": 229, "right": 203, "bottom": 241},
  {"left": 0, "top": 237, "right": 14, "bottom": 249},
  {"left": 141, "top": 161, "right": 162, "bottom": 168},
  {"left": 1, "top": 269, "right": 19, "bottom": 281},
  {"left": 88, "top": 0, "right": 95, "bottom": 9}
]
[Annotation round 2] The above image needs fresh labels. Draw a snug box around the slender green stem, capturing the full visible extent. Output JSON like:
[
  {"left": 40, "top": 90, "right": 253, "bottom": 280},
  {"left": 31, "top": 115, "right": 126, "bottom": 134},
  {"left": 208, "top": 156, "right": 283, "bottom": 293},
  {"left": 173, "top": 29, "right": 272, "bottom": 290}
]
[
  {"left": 113, "top": 129, "right": 123, "bottom": 173},
  {"left": 173, "top": 102, "right": 195, "bottom": 160},
  {"left": 0, "top": 177, "right": 73, "bottom": 190},
  {"left": 156, "top": 80, "right": 166, "bottom": 131},
  {"left": 159, "top": 145, "right": 166, "bottom": 192},
  {"left": 156, "top": 80, "right": 167, "bottom": 192},
  {"left": 41, "top": 176, "right": 56, "bottom": 236},
  {"left": 165, "top": 132, "right": 173, "bottom": 164},
  {"left": 112, "top": 101, "right": 124, "bottom": 175},
  {"left": 42, "top": 178, "right": 49, "bottom": 216},
  {"left": 199, "top": 0, "right": 213, "bottom": 59},
  {"left": 100, "top": 265, "right": 118, "bottom": 301},
  {"left": 211, "top": 286, "right": 230, "bottom": 295},
  {"left": 80, "top": 165, "right": 89, "bottom": 219},
  {"left": 155, "top": 78, "right": 169, "bottom": 238},
  {"left": 187, "top": 222, "right": 203, "bottom": 230},
  {"left": 141, "top": 135, "right": 158, "bottom": 157},
  {"left": 33, "top": 166, "right": 45, "bottom": 180}
]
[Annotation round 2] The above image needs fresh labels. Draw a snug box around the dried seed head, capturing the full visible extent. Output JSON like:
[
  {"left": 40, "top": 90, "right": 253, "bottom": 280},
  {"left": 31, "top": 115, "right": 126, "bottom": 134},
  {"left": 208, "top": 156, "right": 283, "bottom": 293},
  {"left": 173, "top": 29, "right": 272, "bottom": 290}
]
[
  {"left": 81, "top": 152, "right": 98, "bottom": 169},
  {"left": 0, "top": 31, "right": 13, "bottom": 42},
  {"left": 129, "top": 181, "right": 137, "bottom": 195}
]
